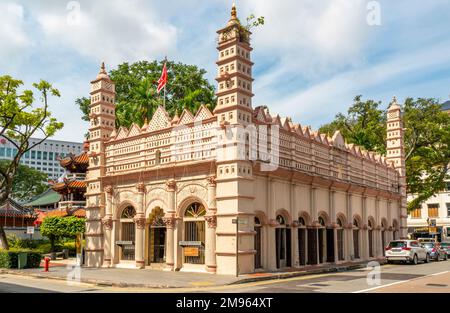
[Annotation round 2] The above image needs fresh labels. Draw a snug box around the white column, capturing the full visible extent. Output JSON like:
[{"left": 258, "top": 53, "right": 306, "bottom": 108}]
[
  {"left": 102, "top": 185, "right": 113, "bottom": 267},
  {"left": 134, "top": 183, "right": 145, "bottom": 269},
  {"left": 163, "top": 179, "right": 177, "bottom": 271},
  {"left": 347, "top": 192, "right": 354, "bottom": 260},
  {"left": 205, "top": 175, "right": 217, "bottom": 273}
]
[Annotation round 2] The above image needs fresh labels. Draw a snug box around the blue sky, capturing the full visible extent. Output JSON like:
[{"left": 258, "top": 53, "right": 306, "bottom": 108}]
[{"left": 1, "top": 0, "right": 450, "bottom": 142}]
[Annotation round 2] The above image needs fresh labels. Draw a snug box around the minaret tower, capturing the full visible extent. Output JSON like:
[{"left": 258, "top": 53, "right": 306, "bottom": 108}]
[
  {"left": 85, "top": 62, "right": 116, "bottom": 267},
  {"left": 214, "top": 3, "right": 254, "bottom": 125},
  {"left": 386, "top": 97, "right": 407, "bottom": 239}
]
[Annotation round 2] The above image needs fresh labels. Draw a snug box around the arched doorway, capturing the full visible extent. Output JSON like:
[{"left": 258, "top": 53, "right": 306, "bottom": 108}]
[
  {"left": 254, "top": 217, "right": 262, "bottom": 269},
  {"left": 298, "top": 217, "right": 307, "bottom": 266},
  {"left": 119, "top": 206, "right": 136, "bottom": 261},
  {"left": 353, "top": 217, "right": 360, "bottom": 259},
  {"left": 392, "top": 220, "right": 399, "bottom": 240},
  {"left": 147, "top": 207, "right": 166, "bottom": 264},
  {"left": 381, "top": 219, "right": 387, "bottom": 256},
  {"left": 336, "top": 216, "right": 345, "bottom": 261},
  {"left": 318, "top": 216, "right": 326, "bottom": 264},
  {"left": 183, "top": 202, "right": 206, "bottom": 265},
  {"left": 368, "top": 219, "right": 374, "bottom": 258},
  {"left": 275, "top": 215, "right": 291, "bottom": 268}
]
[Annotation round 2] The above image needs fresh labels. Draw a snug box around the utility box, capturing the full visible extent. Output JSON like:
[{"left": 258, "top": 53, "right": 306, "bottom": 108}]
[{"left": 17, "top": 252, "right": 27, "bottom": 269}]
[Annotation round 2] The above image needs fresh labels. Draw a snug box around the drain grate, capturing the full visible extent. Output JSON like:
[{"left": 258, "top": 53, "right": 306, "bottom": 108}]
[{"left": 426, "top": 283, "right": 448, "bottom": 287}]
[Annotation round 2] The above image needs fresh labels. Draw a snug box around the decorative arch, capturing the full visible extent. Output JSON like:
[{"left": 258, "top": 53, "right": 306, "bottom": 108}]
[
  {"left": 145, "top": 198, "right": 167, "bottom": 218},
  {"left": 336, "top": 213, "right": 347, "bottom": 227},
  {"left": 298, "top": 211, "right": 311, "bottom": 227},
  {"left": 114, "top": 200, "right": 139, "bottom": 219},
  {"left": 392, "top": 219, "right": 399, "bottom": 229},
  {"left": 352, "top": 214, "right": 362, "bottom": 228},
  {"left": 318, "top": 211, "right": 330, "bottom": 227},
  {"left": 381, "top": 217, "right": 389, "bottom": 230},
  {"left": 368, "top": 216, "right": 376, "bottom": 229},
  {"left": 177, "top": 196, "right": 209, "bottom": 217},
  {"left": 275, "top": 208, "right": 291, "bottom": 225},
  {"left": 254, "top": 210, "right": 268, "bottom": 226}
]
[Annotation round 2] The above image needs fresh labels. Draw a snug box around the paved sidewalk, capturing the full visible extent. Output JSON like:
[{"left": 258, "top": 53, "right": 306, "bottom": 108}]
[{"left": 0, "top": 259, "right": 378, "bottom": 289}]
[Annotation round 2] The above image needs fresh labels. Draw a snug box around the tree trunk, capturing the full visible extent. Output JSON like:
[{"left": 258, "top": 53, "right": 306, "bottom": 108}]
[
  {"left": 50, "top": 235, "right": 55, "bottom": 253},
  {"left": 0, "top": 225, "right": 9, "bottom": 250}
]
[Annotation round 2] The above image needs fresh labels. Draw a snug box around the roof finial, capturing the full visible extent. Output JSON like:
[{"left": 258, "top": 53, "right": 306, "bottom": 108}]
[
  {"left": 231, "top": 2, "right": 237, "bottom": 19},
  {"left": 100, "top": 61, "right": 106, "bottom": 74},
  {"left": 392, "top": 95, "right": 397, "bottom": 104}
]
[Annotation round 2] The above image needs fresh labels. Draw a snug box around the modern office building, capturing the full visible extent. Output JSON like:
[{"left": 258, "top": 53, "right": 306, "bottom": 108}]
[{"left": 0, "top": 137, "right": 83, "bottom": 179}]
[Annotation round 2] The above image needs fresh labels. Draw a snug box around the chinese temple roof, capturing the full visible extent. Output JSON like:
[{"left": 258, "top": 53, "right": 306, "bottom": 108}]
[
  {"left": 0, "top": 198, "right": 35, "bottom": 219},
  {"left": 59, "top": 151, "right": 89, "bottom": 172},
  {"left": 52, "top": 180, "right": 86, "bottom": 193},
  {"left": 46, "top": 208, "right": 86, "bottom": 218},
  {"left": 24, "top": 188, "right": 61, "bottom": 208}
]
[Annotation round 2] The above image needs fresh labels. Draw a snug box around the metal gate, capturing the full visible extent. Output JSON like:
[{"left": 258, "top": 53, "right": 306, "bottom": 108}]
[
  {"left": 298, "top": 228, "right": 306, "bottom": 266},
  {"left": 121, "top": 222, "right": 135, "bottom": 261},
  {"left": 337, "top": 229, "right": 344, "bottom": 261},
  {"left": 353, "top": 229, "right": 360, "bottom": 259},
  {"left": 326, "top": 228, "right": 335, "bottom": 263},
  {"left": 307, "top": 228, "right": 318, "bottom": 265},
  {"left": 184, "top": 221, "right": 205, "bottom": 264},
  {"left": 368, "top": 230, "right": 374, "bottom": 257},
  {"left": 149, "top": 227, "right": 166, "bottom": 263}
]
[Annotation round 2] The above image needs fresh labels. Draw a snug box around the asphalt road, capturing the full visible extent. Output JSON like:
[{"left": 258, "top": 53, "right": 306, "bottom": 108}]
[{"left": 0, "top": 260, "right": 449, "bottom": 293}]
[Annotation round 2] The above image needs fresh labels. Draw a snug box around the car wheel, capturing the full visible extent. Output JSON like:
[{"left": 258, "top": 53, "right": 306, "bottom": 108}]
[
  {"left": 425, "top": 254, "right": 430, "bottom": 264},
  {"left": 412, "top": 254, "right": 418, "bottom": 265}
]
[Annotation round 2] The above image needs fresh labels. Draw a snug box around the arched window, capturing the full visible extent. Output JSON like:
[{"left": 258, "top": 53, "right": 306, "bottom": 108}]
[
  {"left": 276, "top": 215, "right": 285, "bottom": 225},
  {"left": 254, "top": 217, "right": 262, "bottom": 269},
  {"left": 184, "top": 203, "right": 206, "bottom": 218},
  {"left": 155, "top": 150, "right": 161, "bottom": 165},
  {"left": 318, "top": 216, "right": 326, "bottom": 227},
  {"left": 183, "top": 202, "right": 206, "bottom": 265},
  {"left": 121, "top": 206, "right": 136, "bottom": 219},
  {"left": 368, "top": 220, "right": 374, "bottom": 258},
  {"left": 336, "top": 217, "right": 345, "bottom": 261},
  {"left": 298, "top": 217, "right": 306, "bottom": 227},
  {"left": 353, "top": 218, "right": 360, "bottom": 259},
  {"left": 119, "top": 206, "right": 136, "bottom": 261}
]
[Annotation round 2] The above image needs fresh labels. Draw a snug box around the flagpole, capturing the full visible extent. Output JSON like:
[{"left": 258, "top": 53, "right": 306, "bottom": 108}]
[{"left": 163, "top": 56, "right": 167, "bottom": 109}]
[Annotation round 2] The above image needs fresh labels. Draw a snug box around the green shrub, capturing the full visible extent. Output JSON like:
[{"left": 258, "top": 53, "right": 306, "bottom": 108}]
[
  {"left": 0, "top": 249, "right": 42, "bottom": 269},
  {"left": 0, "top": 251, "right": 11, "bottom": 268}
]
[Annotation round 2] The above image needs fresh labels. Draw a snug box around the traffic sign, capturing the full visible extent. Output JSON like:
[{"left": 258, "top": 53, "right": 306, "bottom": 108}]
[{"left": 232, "top": 218, "right": 247, "bottom": 225}]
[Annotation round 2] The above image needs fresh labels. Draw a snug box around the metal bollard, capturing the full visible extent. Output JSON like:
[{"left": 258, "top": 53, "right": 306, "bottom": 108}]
[{"left": 44, "top": 257, "right": 50, "bottom": 272}]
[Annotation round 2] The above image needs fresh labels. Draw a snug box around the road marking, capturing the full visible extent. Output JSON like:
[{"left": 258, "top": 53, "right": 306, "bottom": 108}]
[{"left": 352, "top": 271, "right": 449, "bottom": 293}]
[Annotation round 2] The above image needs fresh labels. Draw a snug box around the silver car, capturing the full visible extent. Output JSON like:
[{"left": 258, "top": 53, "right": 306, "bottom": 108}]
[
  {"left": 422, "top": 242, "right": 448, "bottom": 261},
  {"left": 385, "top": 240, "right": 430, "bottom": 265}
]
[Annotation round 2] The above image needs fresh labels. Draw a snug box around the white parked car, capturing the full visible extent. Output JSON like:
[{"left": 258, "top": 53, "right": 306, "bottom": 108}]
[{"left": 385, "top": 240, "right": 430, "bottom": 265}]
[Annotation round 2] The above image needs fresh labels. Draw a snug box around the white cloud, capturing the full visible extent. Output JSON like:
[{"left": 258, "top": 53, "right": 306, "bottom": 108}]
[
  {"left": 272, "top": 38, "right": 450, "bottom": 128},
  {"left": 0, "top": 2, "right": 30, "bottom": 65},
  {"left": 35, "top": 0, "right": 178, "bottom": 66}
]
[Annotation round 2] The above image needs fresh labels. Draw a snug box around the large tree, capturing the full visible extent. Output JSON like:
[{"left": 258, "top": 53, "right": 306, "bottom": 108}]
[
  {"left": 77, "top": 60, "right": 216, "bottom": 129},
  {"left": 319, "top": 96, "right": 450, "bottom": 212},
  {"left": 0, "top": 75, "right": 63, "bottom": 249},
  {"left": 0, "top": 160, "right": 48, "bottom": 202}
]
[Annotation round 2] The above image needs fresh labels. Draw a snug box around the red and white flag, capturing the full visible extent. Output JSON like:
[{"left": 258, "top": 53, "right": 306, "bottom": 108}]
[{"left": 157, "top": 62, "right": 168, "bottom": 94}]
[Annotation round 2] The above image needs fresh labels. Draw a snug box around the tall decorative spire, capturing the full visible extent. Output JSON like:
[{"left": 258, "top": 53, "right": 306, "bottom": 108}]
[
  {"left": 97, "top": 61, "right": 109, "bottom": 79},
  {"left": 231, "top": 3, "right": 237, "bottom": 19}
]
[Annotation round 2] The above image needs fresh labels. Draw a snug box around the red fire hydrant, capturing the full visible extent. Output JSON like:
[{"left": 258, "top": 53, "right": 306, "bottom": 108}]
[{"left": 44, "top": 257, "right": 50, "bottom": 272}]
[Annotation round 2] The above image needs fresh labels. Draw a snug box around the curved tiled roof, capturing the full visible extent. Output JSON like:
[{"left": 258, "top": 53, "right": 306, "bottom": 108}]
[
  {"left": 59, "top": 151, "right": 88, "bottom": 171},
  {"left": 0, "top": 198, "right": 35, "bottom": 218},
  {"left": 52, "top": 180, "right": 86, "bottom": 192}
]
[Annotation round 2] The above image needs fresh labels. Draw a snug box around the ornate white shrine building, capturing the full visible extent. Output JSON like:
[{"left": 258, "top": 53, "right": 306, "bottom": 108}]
[{"left": 84, "top": 5, "right": 407, "bottom": 275}]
